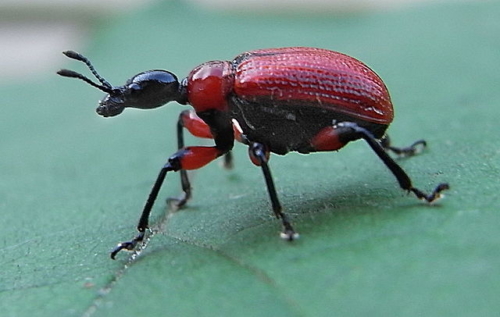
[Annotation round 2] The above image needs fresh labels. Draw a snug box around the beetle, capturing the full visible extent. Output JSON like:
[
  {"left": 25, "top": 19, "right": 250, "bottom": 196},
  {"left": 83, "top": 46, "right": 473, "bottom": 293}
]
[{"left": 58, "top": 47, "right": 449, "bottom": 259}]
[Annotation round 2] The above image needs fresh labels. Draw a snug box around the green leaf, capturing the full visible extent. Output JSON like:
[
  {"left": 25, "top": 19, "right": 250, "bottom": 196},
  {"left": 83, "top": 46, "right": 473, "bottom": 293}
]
[{"left": 2, "top": 2, "right": 499, "bottom": 316}]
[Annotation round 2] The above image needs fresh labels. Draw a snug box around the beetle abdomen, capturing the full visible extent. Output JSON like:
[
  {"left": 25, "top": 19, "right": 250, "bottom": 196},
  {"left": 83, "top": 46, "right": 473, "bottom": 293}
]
[
  {"left": 233, "top": 47, "right": 393, "bottom": 125},
  {"left": 230, "top": 96, "right": 388, "bottom": 155}
]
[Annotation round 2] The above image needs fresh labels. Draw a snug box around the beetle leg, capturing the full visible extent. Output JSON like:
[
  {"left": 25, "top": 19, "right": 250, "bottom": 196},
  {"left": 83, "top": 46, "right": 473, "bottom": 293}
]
[
  {"left": 173, "top": 110, "right": 234, "bottom": 207},
  {"left": 111, "top": 158, "right": 176, "bottom": 259},
  {"left": 249, "top": 142, "right": 299, "bottom": 241},
  {"left": 335, "top": 122, "right": 449, "bottom": 203},
  {"left": 111, "top": 145, "right": 223, "bottom": 259},
  {"left": 180, "top": 109, "right": 236, "bottom": 165},
  {"left": 178, "top": 109, "right": 214, "bottom": 139},
  {"left": 380, "top": 134, "right": 427, "bottom": 157}
]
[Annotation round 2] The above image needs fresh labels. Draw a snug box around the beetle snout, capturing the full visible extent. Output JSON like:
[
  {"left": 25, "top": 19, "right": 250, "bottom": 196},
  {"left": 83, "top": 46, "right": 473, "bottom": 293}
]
[{"left": 96, "top": 95, "right": 125, "bottom": 117}]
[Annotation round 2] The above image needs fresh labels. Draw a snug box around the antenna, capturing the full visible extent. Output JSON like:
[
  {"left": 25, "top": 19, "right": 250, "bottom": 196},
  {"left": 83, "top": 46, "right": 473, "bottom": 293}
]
[{"left": 57, "top": 51, "right": 114, "bottom": 93}]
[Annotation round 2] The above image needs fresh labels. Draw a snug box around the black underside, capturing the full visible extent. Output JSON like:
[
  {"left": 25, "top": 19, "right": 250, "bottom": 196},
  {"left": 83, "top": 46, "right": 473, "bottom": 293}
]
[{"left": 229, "top": 95, "right": 388, "bottom": 155}]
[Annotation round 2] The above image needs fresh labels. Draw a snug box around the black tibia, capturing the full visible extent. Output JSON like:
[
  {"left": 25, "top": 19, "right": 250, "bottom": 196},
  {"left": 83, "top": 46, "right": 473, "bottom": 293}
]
[
  {"left": 110, "top": 157, "right": 181, "bottom": 259},
  {"left": 172, "top": 111, "right": 192, "bottom": 208},
  {"left": 380, "top": 134, "right": 427, "bottom": 157},
  {"left": 249, "top": 142, "right": 298, "bottom": 240},
  {"left": 336, "top": 122, "right": 449, "bottom": 203},
  {"left": 222, "top": 151, "right": 234, "bottom": 169}
]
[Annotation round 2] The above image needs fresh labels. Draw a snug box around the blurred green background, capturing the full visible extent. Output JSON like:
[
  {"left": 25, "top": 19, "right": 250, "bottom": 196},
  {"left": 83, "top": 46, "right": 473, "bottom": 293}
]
[{"left": 1, "top": 1, "right": 499, "bottom": 316}]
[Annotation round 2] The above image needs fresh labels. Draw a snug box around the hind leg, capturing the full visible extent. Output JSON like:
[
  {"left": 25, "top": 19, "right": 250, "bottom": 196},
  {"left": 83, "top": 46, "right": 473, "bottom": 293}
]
[{"left": 311, "top": 122, "right": 449, "bottom": 203}]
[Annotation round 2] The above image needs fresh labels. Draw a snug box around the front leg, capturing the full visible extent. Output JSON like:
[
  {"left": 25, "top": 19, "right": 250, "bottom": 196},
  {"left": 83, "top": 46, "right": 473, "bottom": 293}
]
[{"left": 111, "top": 145, "right": 223, "bottom": 259}]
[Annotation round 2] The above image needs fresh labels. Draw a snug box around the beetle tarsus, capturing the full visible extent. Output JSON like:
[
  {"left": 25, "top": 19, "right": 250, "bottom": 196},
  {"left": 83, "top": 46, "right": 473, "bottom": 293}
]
[
  {"left": 381, "top": 135, "right": 427, "bottom": 157},
  {"left": 167, "top": 190, "right": 190, "bottom": 210},
  {"left": 280, "top": 227, "right": 300, "bottom": 241},
  {"left": 110, "top": 231, "right": 145, "bottom": 260},
  {"left": 410, "top": 182, "right": 450, "bottom": 203},
  {"left": 167, "top": 168, "right": 191, "bottom": 209},
  {"left": 279, "top": 213, "right": 299, "bottom": 240}
]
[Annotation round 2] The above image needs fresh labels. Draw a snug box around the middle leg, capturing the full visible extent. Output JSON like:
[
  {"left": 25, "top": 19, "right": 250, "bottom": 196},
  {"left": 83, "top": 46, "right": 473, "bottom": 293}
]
[{"left": 248, "top": 142, "right": 298, "bottom": 240}]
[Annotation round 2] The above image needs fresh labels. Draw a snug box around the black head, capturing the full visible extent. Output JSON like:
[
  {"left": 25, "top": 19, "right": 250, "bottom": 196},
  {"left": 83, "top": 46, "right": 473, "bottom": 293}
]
[{"left": 57, "top": 51, "right": 184, "bottom": 117}]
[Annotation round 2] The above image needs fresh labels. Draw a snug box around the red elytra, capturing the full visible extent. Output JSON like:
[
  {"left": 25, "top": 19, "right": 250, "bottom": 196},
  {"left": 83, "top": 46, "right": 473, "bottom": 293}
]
[
  {"left": 58, "top": 47, "right": 449, "bottom": 259},
  {"left": 232, "top": 48, "right": 393, "bottom": 125}
]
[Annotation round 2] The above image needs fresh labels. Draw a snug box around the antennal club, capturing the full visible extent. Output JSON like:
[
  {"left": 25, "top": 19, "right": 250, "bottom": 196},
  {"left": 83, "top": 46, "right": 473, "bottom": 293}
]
[{"left": 57, "top": 51, "right": 114, "bottom": 93}]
